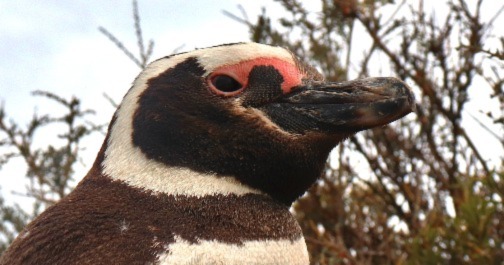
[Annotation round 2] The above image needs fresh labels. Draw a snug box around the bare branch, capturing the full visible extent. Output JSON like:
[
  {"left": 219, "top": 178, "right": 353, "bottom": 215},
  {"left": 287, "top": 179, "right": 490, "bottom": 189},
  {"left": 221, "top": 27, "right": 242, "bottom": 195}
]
[{"left": 98, "top": 26, "right": 143, "bottom": 68}]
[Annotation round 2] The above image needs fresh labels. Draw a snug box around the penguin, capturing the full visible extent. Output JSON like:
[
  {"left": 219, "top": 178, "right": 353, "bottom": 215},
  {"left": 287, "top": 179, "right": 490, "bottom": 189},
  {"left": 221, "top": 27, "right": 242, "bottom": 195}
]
[{"left": 0, "top": 42, "right": 414, "bottom": 265}]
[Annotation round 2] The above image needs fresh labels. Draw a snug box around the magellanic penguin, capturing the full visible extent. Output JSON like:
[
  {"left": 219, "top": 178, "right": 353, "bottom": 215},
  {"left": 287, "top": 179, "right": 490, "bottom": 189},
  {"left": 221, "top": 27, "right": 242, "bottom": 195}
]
[{"left": 1, "top": 43, "right": 414, "bottom": 265}]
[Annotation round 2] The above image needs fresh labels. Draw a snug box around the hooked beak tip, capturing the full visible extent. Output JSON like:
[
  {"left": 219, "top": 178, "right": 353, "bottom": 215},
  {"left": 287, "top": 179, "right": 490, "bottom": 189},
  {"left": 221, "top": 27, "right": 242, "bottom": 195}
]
[{"left": 260, "top": 76, "right": 416, "bottom": 135}]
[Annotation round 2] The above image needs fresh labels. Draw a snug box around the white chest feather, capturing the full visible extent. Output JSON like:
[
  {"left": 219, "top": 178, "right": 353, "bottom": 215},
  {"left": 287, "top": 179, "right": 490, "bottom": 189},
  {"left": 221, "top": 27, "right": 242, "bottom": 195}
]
[{"left": 156, "top": 236, "right": 309, "bottom": 265}]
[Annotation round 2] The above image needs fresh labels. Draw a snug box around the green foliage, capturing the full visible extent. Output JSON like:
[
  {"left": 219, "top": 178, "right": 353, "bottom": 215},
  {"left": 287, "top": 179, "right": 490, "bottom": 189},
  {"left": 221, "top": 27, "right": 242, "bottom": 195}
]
[{"left": 406, "top": 174, "right": 503, "bottom": 264}]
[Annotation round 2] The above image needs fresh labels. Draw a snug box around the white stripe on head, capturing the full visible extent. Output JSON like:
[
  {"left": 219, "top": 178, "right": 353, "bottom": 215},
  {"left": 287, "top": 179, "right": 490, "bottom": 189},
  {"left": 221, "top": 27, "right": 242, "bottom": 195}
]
[
  {"left": 102, "top": 43, "right": 293, "bottom": 196},
  {"left": 196, "top": 43, "right": 295, "bottom": 75},
  {"left": 156, "top": 236, "right": 309, "bottom": 265}
]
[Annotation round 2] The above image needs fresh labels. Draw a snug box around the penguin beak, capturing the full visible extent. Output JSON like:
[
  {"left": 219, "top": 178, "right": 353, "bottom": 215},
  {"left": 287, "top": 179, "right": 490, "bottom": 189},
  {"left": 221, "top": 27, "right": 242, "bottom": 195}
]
[{"left": 260, "top": 77, "right": 415, "bottom": 135}]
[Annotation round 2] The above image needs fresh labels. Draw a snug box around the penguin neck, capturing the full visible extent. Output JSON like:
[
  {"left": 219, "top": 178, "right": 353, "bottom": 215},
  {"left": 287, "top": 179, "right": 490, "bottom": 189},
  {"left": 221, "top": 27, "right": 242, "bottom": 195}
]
[{"left": 98, "top": 138, "right": 261, "bottom": 197}]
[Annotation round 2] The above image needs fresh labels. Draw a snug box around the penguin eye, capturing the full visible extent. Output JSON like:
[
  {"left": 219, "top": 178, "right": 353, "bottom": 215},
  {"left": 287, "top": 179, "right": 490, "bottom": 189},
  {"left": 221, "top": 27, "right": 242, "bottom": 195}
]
[{"left": 209, "top": 75, "right": 243, "bottom": 95}]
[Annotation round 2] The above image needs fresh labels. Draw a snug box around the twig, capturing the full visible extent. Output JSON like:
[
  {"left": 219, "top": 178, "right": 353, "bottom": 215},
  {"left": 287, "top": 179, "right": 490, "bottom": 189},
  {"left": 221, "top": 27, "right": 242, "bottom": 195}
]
[
  {"left": 103, "top": 93, "right": 119, "bottom": 108},
  {"left": 487, "top": 4, "right": 504, "bottom": 27},
  {"left": 467, "top": 112, "right": 503, "bottom": 144},
  {"left": 133, "top": 0, "right": 146, "bottom": 65},
  {"left": 382, "top": 0, "right": 407, "bottom": 27},
  {"left": 98, "top": 26, "right": 143, "bottom": 68},
  {"left": 222, "top": 9, "right": 252, "bottom": 26},
  {"left": 459, "top": 128, "right": 491, "bottom": 174}
]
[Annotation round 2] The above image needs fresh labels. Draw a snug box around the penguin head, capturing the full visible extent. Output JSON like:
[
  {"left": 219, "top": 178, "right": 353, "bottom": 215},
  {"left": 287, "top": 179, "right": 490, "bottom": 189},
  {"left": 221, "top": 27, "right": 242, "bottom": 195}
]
[{"left": 102, "top": 43, "right": 414, "bottom": 205}]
